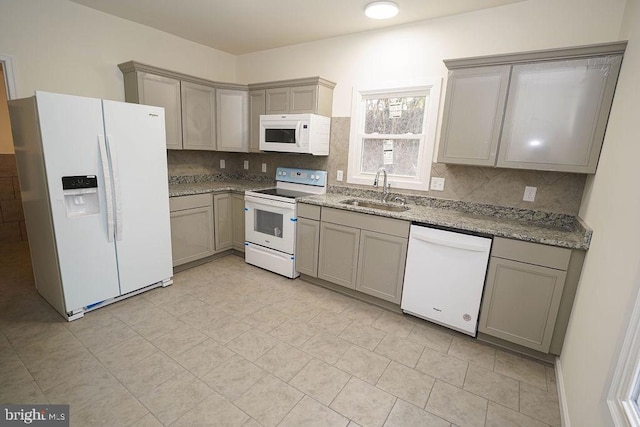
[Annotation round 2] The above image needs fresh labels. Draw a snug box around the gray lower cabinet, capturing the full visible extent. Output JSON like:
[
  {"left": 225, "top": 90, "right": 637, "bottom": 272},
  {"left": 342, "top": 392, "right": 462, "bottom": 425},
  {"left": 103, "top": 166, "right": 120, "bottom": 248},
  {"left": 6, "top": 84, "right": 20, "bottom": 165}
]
[
  {"left": 355, "top": 230, "right": 408, "bottom": 304},
  {"left": 315, "top": 206, "right": 409, "bottom": 304},
  {"left": 296, "top": 217, "right": 320, "bottom": 277},
  {"left": 478, "top": 237, "right": 571, "bottom": 353},
  {"left": 318, "top": 222, "right": 360, "bottom": 289},
  {"left": 231, "top": 193, "right": 245, "bottom": 251},
  {"left": 169, "top": 194, "right": 215, "bottom": 267},
  {"left": 213, "top": 193, "right": 233, "bottom": 251}
]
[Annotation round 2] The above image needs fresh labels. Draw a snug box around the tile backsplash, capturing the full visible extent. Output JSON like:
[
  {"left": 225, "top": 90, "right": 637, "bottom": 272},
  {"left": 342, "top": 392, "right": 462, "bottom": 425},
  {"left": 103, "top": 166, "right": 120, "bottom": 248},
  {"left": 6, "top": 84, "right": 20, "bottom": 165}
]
[{"left": 167, "top": 117, "right": 586, "bottom": 216}]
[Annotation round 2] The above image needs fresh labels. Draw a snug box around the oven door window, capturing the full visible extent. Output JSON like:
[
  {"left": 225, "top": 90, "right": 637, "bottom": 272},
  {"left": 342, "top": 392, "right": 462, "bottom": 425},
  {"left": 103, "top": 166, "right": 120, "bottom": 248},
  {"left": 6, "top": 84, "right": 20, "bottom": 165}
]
[
  {"left": 254, "top": 209, "right": 284, "bottom": 238},
  {"left": 265, "top": 128, "right": 297, "bottom": 144}
]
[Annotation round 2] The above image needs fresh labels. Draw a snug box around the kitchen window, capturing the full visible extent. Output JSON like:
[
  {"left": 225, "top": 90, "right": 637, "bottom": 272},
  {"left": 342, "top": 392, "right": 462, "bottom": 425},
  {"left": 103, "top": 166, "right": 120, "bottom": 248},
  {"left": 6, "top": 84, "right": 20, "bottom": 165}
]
[
  {"left": 347, "top": 79, "right": 441, "bottom": 190},
  {"left": 608, "top": 284, "right": 640, "bottom": 426}
]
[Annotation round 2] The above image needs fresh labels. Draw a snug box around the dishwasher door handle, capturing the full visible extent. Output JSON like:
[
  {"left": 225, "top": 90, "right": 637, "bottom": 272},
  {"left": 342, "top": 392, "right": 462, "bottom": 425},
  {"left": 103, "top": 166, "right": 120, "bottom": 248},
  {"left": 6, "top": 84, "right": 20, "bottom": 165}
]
[{"left": 411, "top": 233, "right": 489, "bottom": 252}]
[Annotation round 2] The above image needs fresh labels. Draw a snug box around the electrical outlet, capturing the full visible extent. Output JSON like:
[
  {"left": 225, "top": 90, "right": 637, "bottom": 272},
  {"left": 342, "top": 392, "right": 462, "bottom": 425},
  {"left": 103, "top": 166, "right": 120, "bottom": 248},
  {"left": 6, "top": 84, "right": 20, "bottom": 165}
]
[
  {"left": 219, "top": 159, "right": 225, "bottom": 169},
  {"left": 430, "top": 177, "right": 445, "bottom": 191},
  {"left": 261, "top": 163, "right": 267, "bottom": 173},
  {"left": 523, "top": 186, "right": 537, "bottom": 202},
  {"left": 243, "top": 160, "right": 249, "bottom": 170},
  {"left": 337, "top": 170, "right": 344, "bottom": 181}
]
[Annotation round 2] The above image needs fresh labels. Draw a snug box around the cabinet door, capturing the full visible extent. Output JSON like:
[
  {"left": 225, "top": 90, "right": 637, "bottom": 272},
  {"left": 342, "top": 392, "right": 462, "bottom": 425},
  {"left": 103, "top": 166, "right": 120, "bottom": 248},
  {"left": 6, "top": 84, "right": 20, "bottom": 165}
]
[
  {"left": 318, "top": 222, "right": 360, "bottom": 289},
  {"left": 290, "top": 85, "right": 318, "bottom": 113},
  {"left": 478, "top": 257, "right": 566, "bottom": 353},
  {"left": 249, "top": 90, "right": 265, "bottom": 153},
  {"left": 170, "top": 205, "right": 215, "bottom": 266},
  {"left": 437, "top": 66, "right": 510, "bottom": 166},
  {"left": 181, "top": 82, "right": 216, "bottom": 151},
  {"left": 231, "top": 193, "right": 245, "bottom": 251},
  {"left": 355, "top": 231, "right": 407, "bottom": 304},
  {"left": 497, "top": 55, "right": 622, "bottom": 173},
  {"left": 296, "top": 218, "right": 320, "bottom": 277},
  {"left": 213, "top": 193, "right": 233, "bottom": 251},
  {"left": 265, "top": 88, "right": 290, "bottom": 114},
  {"left": 137, "top": 72, "right": 182, "bottom": 150},
  {"left": 216, "top": 89, "right": 249, "bottom": 152}
]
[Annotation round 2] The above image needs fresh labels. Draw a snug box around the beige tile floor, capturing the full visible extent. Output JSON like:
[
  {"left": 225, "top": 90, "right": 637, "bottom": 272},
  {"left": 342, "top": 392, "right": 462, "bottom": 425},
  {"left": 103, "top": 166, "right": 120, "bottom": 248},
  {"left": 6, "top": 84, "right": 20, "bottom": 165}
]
[{"left": 0, "top": 242, "right": 562, "bottom": 426}]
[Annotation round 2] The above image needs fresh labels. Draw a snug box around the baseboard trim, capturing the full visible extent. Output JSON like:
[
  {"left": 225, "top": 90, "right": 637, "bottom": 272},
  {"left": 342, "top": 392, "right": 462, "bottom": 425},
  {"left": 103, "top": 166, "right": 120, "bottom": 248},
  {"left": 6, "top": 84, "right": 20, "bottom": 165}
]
[{"left": 555, "top": 356, "right": 571, "bottom": 427}]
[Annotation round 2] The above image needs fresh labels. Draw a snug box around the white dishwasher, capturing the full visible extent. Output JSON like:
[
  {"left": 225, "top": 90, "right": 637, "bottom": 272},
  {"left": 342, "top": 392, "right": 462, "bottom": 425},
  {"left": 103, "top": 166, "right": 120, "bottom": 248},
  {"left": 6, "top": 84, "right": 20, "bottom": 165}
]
[{"left": 401, "top": 224, "right": 492, "bottom": 336}]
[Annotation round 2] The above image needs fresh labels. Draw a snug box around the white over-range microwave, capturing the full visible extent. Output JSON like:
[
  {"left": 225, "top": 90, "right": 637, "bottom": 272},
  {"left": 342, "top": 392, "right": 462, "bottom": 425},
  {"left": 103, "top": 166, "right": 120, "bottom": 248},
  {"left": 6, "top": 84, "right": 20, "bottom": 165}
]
[{"left": 259, "top": 113, "right": 330, "bottom": 155}]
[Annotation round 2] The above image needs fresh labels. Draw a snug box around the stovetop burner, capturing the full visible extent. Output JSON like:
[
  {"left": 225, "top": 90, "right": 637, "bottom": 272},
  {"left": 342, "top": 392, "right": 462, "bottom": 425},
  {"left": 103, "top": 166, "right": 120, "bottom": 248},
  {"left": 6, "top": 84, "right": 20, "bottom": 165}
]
[{"left": 251, "top": 188, "right": 314, "bottom": 199}]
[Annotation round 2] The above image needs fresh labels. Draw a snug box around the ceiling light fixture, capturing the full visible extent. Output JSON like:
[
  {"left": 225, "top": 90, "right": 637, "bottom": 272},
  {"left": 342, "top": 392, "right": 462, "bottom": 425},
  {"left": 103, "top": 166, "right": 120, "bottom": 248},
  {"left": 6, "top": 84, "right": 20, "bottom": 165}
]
[{"left": 365, "top": 1, "right": 399, "bottom": 19}]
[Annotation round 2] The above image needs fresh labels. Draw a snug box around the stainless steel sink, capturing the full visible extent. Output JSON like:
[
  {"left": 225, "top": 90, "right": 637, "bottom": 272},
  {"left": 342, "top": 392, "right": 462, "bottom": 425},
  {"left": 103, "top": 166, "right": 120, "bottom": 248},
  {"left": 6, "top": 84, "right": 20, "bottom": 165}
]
[{"left": 340, "top": 199, "right": 410, "bottom": 212}]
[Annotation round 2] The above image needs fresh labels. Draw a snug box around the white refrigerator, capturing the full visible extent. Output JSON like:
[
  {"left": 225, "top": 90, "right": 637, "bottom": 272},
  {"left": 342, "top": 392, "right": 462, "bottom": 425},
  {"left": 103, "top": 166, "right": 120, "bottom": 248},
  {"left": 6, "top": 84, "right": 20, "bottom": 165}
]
[{"left": 9, "top": 91, "right": 173, "bottom": 321}]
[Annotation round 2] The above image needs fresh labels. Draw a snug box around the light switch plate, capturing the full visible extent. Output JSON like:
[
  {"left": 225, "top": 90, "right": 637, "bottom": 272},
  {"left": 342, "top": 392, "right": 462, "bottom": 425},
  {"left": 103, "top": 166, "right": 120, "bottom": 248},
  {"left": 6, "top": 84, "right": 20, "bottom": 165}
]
[
  {"left": 261, "top": 163, "right": 267, "bottom": 173},
  {"left": 219, "top": 159, "right": 225, "bottom": 169},
  {"left": 523, "top": 186, "right": 537, "bottom": 202},
  {"left": 430, "top": 177, "right": 445, "bottom": 191},
  {"left": 337, "top": 170, "right": 344, "bottom": 181},
  {"left": 244, "top": 160, "right": 249, "bottom": 170}
]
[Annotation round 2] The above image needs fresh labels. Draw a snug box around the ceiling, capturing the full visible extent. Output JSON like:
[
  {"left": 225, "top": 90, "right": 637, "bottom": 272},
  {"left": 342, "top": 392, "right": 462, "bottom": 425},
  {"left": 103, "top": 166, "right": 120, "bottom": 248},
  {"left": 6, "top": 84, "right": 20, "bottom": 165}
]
[{"left": 69, "top": 0, "right": 526, "bottom": 55}]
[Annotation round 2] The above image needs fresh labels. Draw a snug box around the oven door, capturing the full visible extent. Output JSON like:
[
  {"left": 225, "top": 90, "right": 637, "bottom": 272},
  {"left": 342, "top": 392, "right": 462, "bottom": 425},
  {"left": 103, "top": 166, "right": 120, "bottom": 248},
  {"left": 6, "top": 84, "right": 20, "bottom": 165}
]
[{"left": 245, "top": 194, "right": 296, "bottom": 254}]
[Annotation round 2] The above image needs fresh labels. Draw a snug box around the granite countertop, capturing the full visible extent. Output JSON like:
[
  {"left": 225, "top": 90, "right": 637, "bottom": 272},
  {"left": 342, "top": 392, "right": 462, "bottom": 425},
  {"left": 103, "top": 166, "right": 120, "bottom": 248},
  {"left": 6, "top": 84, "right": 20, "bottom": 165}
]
[
  {"left": 168, "top": 176, "right": 591, "bottom": 250},
  {"left": 168, "top": 179, "right": 274, "bottom": 197},
  {"left": 299, "top": 192, "right": 591, "bottom": 250}
]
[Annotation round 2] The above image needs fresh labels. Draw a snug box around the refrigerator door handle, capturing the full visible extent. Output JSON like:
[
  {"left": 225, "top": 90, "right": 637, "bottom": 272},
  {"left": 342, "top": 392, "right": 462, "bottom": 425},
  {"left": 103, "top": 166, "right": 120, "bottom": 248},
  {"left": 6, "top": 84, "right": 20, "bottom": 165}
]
[
  {"left": 105, "top": 135, "right": 123, "bottom": 241},
  {"left": 97, "top": 135, "right": 115, "bottom": 242}
]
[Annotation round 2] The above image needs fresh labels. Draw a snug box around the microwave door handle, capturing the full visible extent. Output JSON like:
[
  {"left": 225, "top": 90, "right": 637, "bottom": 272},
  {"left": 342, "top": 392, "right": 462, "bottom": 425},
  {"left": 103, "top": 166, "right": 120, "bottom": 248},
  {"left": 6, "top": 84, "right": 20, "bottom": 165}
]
[{"left": 295, "top": 121, "right": 302, "bottom": 144}]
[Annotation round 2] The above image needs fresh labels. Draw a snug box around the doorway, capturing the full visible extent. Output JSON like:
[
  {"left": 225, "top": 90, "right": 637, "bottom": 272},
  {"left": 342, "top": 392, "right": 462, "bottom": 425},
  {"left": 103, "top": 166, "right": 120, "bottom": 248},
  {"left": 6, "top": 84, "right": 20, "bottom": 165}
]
[{"left": 0, "top": 60, "right": 27, "bottom": 243}]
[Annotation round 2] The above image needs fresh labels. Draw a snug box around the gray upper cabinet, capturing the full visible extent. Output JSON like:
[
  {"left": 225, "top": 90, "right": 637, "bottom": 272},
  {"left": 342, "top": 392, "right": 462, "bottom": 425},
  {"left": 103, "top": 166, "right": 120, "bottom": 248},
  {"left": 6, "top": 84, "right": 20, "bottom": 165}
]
[
  {"left": 497, "top": 56, "right": 622, "bottom": 172},
  {"left": 438, "top": 42, "right": 626, "bottom": 174},
  {"left": 131, "top": 72, "right": 182, "bottom": 150},
  {"left": 119, "top": 61, "right": 248, "bottom": 152},
  {"left": 181, "top": 81, "right": 216, "bottom": 151},
  {"left": 289, "top": 85, "right": 317, "bottom": 113},
  {"left": 250, "top": 77, "right": 336, "bottom": 117},
  {"left": 437, "top": 66, "right": 510, "bottom": 166},
  {"left": 265, "top": 88, "right": 290, "bottom": 114},
  {"left": 249, "top": 90, "right": 265, "bottom": 153},
  {"left": 216, "top": 89, "right": 249, "bottom": 152}
]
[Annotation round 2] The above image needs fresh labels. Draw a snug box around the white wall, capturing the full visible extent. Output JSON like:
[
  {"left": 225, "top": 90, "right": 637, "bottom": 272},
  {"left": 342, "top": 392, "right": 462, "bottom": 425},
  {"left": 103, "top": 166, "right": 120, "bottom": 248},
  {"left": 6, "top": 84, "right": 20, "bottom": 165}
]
[
  {"left": 0, "top": 0, "right": 237, "bottom": 101},
  {"left": 237, "top": 0, "right": 626, "bottom": 116},
  {"left": 559, "top": 0, "right": 640, "bottom": 425}
]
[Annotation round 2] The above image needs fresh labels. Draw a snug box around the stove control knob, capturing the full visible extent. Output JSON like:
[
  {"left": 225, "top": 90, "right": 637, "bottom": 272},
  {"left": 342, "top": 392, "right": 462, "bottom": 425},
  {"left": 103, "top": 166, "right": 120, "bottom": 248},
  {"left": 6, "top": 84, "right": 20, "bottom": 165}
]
[
  {"left": 310, "top": 174, "right": 316, "bottom": 180},
  {"left": 315, "top": 176, "right": 320, "bottom": 180}
]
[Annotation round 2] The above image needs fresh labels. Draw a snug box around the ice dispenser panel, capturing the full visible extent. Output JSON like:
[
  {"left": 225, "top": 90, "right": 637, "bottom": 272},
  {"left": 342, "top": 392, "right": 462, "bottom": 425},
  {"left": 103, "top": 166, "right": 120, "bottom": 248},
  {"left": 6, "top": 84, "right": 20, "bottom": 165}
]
[{"left": 62, "top": 175, "right": 100, "bottom": 217}]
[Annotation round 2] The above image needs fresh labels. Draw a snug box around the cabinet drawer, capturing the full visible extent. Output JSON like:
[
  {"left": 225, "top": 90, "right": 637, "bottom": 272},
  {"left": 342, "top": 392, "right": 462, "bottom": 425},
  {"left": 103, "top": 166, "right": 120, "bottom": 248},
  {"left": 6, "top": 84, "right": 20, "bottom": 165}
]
[
  {"left": 322, "top": 207, "right": 410, "bottom": 238},
  {"left": 298, "top": 203, "right": 321, "bottom": 220},
  {"left": 491, "top": 237, "right": 570, "bottom": 270},
  {"left": 170, "top": 194, "right": 212, "bottom": 212}
]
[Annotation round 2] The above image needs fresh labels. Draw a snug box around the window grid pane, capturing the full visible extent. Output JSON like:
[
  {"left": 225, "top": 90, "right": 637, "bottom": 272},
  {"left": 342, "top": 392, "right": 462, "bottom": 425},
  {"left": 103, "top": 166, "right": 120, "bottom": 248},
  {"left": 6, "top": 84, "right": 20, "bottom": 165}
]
[
  {"left": 364, "top": 96, "right": 426, "bottom": 135},
  {"left": 360, "top": 138, "right": 421, "bottom": 177}
]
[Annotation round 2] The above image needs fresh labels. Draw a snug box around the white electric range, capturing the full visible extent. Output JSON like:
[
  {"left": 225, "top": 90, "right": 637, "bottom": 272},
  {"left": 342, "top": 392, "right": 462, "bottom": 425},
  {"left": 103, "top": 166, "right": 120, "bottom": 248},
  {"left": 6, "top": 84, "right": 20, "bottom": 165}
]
[{"left": 244, "top": 167, "right": 327, "bottom": 278}]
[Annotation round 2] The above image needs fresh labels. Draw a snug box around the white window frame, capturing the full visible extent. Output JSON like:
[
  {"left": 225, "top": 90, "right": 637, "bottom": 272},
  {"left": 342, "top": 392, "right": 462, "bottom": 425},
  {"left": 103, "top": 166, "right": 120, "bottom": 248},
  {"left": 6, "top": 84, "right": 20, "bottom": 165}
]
[
  {"left": 347, "top": 79, "right": 441, "bottom": 191},
  {"left": 608, "top": 281, "right": 640, "bottom": 426}
]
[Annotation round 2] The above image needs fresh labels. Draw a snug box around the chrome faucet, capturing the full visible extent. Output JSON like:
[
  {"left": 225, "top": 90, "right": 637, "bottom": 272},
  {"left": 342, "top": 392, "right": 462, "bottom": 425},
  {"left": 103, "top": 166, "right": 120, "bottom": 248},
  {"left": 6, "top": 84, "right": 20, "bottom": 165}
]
[{"left": 373, "top": 167, "right": 391, "bottom": 203}]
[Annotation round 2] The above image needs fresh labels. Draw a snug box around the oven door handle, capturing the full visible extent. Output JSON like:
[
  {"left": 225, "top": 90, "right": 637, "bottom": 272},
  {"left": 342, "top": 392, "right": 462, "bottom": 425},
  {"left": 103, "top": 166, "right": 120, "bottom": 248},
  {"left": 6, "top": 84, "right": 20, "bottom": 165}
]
[{"left": 245, "top": 196, "right": 293, "bottom": 209}]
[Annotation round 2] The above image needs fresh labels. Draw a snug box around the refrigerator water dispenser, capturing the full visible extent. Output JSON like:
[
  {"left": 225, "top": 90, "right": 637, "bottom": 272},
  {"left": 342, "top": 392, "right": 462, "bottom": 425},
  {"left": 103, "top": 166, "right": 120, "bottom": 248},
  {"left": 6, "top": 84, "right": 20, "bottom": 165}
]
[{"left": 62, "top": 175, "right": 100, "bottom": 217}]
